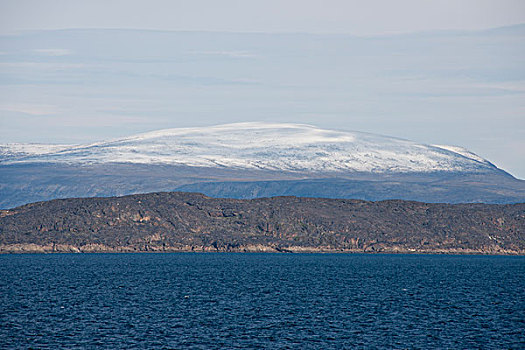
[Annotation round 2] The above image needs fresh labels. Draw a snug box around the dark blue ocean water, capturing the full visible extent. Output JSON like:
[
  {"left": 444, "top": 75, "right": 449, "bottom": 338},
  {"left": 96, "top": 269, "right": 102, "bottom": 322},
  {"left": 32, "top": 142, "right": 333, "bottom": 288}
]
[{"left": 1, "top": 253, "right": 524, "bottom": 349}]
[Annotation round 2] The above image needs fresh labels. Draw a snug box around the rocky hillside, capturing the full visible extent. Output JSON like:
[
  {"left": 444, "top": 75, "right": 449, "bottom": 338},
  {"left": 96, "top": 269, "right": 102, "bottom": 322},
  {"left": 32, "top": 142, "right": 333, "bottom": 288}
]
[{"left": 0, "top": 192, "right": 523, "bottom": 254}]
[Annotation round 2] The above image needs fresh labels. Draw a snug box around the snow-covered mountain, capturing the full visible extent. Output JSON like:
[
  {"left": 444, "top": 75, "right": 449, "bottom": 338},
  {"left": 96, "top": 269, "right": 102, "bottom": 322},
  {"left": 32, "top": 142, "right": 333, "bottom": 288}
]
[
  {"left": 0, "top": 122, "right": 498, "bottom": 174},
  {"left": 1, "top": 123, "right": 523, "bottom": 208}
]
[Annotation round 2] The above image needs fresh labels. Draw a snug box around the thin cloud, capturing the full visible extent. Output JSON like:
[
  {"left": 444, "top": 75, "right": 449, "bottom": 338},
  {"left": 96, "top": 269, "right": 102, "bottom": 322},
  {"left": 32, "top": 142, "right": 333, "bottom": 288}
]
[
  {"left": 0, "top": 62, "right": 86, "bottom": 68},
  {"left": 0, "top": 104, "right": 59, "bottom": 116},
  {"left": 33, "top": 48, "right": 72, "bottom": 56},
  {"left": 186, "top": 50, "right": 257, "bottom": 58}
]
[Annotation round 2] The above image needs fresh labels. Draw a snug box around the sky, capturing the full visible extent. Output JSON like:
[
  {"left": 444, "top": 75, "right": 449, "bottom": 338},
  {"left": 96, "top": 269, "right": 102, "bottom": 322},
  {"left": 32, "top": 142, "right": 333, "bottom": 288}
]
[
  {"left": 1, "top": 0, "right": 525, "bottom": 35},
  {"left": 0, "top": 0, "right": 524, "bottom": 178}
]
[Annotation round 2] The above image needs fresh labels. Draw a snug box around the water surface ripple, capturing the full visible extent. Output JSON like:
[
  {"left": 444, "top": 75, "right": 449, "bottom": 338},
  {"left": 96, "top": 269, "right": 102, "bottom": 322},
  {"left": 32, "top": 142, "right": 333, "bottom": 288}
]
[{"left": 1, "top": 253, "right": 523, "bottom": 349}]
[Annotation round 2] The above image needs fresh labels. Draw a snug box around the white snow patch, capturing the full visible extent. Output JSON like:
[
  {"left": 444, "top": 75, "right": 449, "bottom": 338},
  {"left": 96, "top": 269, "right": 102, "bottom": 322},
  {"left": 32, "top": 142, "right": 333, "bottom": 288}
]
[{"left": 432, "top": 144, "right": 490, "bottom": 165}]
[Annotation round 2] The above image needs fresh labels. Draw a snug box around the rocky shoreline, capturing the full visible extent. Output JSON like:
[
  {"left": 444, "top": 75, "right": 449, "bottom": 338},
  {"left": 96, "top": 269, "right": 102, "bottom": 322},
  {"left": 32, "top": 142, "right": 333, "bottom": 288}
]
[{"left": 1, "top": 244, "right": 523, "bottom": 255}]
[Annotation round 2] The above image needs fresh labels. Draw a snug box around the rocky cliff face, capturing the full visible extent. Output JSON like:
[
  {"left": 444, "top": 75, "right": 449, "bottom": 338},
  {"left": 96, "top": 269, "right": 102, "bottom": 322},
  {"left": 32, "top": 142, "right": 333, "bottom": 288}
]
[{"left": 1, "top": 192, "right": 523, "bottom": 254}]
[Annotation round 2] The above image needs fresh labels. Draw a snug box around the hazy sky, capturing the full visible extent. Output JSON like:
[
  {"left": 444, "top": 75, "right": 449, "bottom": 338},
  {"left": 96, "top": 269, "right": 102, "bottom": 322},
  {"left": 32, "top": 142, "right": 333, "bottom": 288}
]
[
  {"left": 0, "top": 0, "right": 524, "bottom": 178},
  {"left": 1, "top": 0, "right": 525, "bottom": 35}
]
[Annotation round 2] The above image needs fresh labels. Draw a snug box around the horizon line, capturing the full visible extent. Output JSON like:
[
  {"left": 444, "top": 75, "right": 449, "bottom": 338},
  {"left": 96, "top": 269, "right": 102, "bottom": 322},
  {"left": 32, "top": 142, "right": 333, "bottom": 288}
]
[{"left": 2, "top": 22, "right": 524, "bottom": 38}]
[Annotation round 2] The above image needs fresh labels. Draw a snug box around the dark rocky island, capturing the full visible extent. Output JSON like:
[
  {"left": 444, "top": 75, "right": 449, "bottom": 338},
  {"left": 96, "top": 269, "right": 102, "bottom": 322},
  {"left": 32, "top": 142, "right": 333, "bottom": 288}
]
[{"left": 0, "top": 192, "right": 523, "bottom": 254}]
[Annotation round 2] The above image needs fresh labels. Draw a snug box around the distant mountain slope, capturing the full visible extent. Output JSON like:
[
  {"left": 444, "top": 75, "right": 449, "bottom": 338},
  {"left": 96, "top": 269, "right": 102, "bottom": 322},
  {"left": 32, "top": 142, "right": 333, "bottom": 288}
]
[
  {"left": 1, "top": 123, "right": 523, "bottom": 208},
  {"left": 1, "top": 192, "right": 523, "bottom": 254}
]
